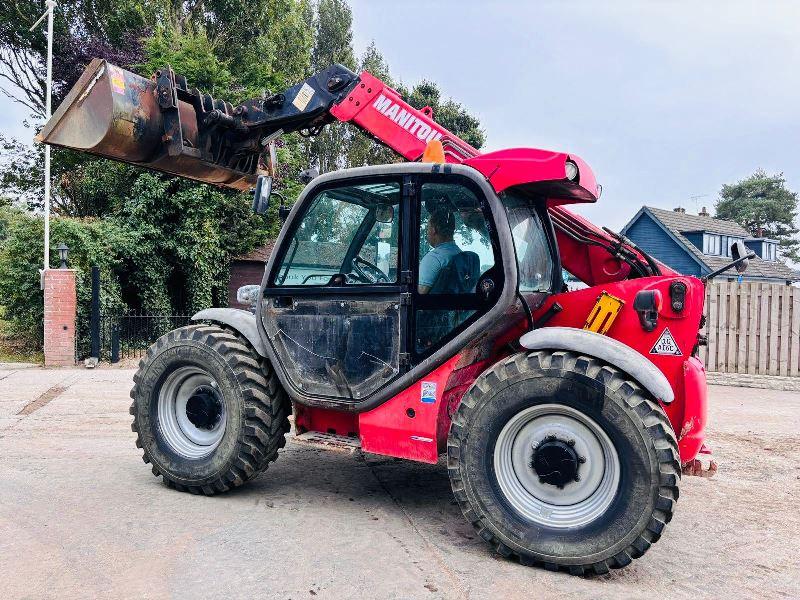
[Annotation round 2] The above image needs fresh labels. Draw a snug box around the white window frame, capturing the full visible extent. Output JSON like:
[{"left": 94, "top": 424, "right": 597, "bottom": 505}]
[{"left": 703, "top": 233, "right": 721, "bottom": 255}]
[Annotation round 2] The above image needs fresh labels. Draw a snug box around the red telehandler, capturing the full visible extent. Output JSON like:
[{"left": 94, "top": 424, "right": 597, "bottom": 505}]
[{"left": 40, "top": 59, "right": 750, "bottom": 574}]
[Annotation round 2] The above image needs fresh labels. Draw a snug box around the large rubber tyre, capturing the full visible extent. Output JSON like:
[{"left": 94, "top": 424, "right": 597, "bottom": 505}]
[
  {"left": 447, "top": 350, "right": 680, "bottom": 575},
  {"left": 130, "top": 324, "right": 290, "bottom": 495}
]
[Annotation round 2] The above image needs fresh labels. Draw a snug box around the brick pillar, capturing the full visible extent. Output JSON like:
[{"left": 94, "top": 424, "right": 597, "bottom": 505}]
[{"left": 43, "top": 269, "right": 77, "bottom": 367}]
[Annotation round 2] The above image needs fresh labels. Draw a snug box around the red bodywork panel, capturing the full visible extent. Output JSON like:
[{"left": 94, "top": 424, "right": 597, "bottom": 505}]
[
  {"left": 679, "top": 356, "right": 708, "bottom": 461},
  {"left": 297, "top": 69, "right": 709, "bottom": 468},
  {"left": 358, "top": 355, "right": 462, "bottom": 464},
  {"left": 464, "top": 148, "right": 600, "bottom": 201},
  {"left": 533, "top": 276, "right": 707, "bottom": 463}
]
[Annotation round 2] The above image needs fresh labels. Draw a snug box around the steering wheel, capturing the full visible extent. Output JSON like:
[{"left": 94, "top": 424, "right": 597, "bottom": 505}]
[{"left": 352, "top": 256, "right": 390, "bottom": 284}]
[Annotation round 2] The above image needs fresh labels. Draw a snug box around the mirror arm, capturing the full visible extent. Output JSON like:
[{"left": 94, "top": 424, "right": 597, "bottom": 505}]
[
  {"left": 701, "top": 252, "right": 756, "bottom": 284},
  {"left": 272, "top": 191, "right": 291, "bottom": 221}
]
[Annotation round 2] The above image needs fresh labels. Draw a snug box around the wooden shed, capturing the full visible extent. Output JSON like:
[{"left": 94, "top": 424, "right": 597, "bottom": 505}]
[{"left": 228, "top": 242, "right": 274, "bottom": 309}]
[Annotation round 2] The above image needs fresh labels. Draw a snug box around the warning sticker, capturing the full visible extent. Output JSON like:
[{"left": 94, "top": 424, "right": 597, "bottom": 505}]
[
  {"left": 108, "top": 65, "right": 125, "bottom": 95},
  {"left": 292, "top": 82, "right": 315, "bottom": 111},
  {"left": 650, "top": 327, "right": 682, "bottom": 356},
  {"left": 420, "top": 381, "right": 437, "bottom": 404}
]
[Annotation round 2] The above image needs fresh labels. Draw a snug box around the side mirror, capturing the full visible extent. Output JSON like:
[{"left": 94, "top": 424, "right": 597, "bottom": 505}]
[
  {"left": 299, "top": 166, "right": 319, "bottom": 184},
  {"left": 252, "top": 175, "right": 272, "bottom": 215},
  {"left": 236, "top": 284, "right": 261, "bottom": 309},
  {"left": 731, "top": 240, "right": 751, "bottom": 273}
]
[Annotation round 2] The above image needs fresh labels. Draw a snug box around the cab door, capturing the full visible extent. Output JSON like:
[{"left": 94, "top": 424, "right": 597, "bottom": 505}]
[
  {"left": 260, "top": 176, "right": 406, "bottom": 402},
  {"left": 411, "top": 175, "right": 503, "bottom": 363}
]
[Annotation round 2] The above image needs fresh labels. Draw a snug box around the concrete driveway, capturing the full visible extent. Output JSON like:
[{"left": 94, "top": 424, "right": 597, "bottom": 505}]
[{"left": 1, "top": 366, "right": 798, "bottom": 600}]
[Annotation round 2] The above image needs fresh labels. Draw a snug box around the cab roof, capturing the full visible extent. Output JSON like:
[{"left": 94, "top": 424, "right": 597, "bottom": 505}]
[{"left": 464, "top": 148, "right": 600, "bottom": 205}]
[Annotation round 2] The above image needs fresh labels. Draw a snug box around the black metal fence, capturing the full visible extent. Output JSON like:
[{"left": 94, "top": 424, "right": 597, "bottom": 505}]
[
  {"left": 82, "top": 266, "right": 191, "bottom": 363},
  {"left": 98, "top": 312, "right": 192, "bottom": 362}
]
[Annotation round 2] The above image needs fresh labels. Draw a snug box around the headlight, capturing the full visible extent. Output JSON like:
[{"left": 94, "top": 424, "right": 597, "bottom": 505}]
[{"left": 565, "top": 160, "right": 579, "bottom": 181}]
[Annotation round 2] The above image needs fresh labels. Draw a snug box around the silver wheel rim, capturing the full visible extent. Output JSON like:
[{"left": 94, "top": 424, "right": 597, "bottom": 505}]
[
  {"left": 157, "top": 366, "right": 227, "bottom": 459},
  {"left": 493, "top": 404, "right": 620, "bottom": 528}
]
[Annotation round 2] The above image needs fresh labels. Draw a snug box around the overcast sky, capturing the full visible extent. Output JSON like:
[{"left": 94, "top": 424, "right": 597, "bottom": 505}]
[
  {"left": 350, "top": 0, "right": 800, "bottom": 231},
  {"left": 2, "top": 2, "right": 799, "bottom": 232}
]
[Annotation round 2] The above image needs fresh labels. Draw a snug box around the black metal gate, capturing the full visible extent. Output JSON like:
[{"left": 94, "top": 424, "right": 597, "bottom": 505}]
[{"left": 85, "top": 266, "right": 191, "bottom": 363}]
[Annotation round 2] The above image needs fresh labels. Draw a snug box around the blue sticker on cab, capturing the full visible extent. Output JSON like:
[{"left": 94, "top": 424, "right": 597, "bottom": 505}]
[{"left": 420, "top": 381, "right": 437, "bottom": 404}]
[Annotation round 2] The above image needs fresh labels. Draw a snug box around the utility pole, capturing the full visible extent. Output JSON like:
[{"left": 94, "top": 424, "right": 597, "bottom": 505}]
[{"left": 30, "top": 0, "right": 57, "bottom": 271}]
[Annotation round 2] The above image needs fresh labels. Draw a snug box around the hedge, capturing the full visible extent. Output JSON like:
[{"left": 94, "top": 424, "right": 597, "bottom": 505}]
[{"left": 0, "top": 206, "right": 129, "bottom": 350}]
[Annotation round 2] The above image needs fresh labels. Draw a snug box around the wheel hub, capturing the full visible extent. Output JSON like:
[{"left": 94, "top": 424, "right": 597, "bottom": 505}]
[
  {"left": 531, "top": 435, "right": 584, "bottom": 489},
  {"left": 157, "top": 366, "right": 227, "bottom": 459},
  {"left": 185, "top": 386, "right": 222, "bottom": 430},
  {"left": 493, "top": 404, "right": 621, "bottom": 528}
]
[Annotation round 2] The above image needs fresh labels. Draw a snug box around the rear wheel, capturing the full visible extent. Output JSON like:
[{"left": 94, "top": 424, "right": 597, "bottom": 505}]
[
  {"left": 130, "top": 324, "right": 290, "bottom": 495},
  {"left": 447, "top": 351, "right": 680, "bottom": 574}
]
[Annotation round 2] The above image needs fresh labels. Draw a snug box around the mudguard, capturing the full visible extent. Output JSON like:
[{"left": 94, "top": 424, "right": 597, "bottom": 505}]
[
  {"left": 519, "top": 326, "right": 674, "bottom": 404},
  {"left": 192, "top": 308, "right": 267, "bottom": 357}
]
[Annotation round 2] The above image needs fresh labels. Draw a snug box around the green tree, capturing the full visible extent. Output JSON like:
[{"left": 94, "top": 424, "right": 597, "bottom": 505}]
[
  {"left": 305, "top": 0, "right": 356, "bottom": 174},
  {"left": 715, "top": 169, "right": 800, "bottom": 262},
  {"left": 311, "top": 0, "right": 355, "bottom": 72},
  {"left": 399, "top": 80, "right": 485, "bottom": 149},
  {"left": 345, "top": 41, "right": 398, "bottom": 168},
  {"left": 139, "top": 26, "right": 233, "bottom": 94},
  {"left": 0, "top": 134, "right": 42, "bottom": 208}
]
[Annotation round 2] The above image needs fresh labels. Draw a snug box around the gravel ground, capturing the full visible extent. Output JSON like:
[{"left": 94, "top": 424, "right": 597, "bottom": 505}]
[{"left": 1, "top": 367, "right": 798, "bottom": 599}]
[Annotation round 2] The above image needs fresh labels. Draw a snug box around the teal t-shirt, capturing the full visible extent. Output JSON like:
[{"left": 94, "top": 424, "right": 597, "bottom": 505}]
[{"left": 419, "top": 241, "right": 461, "bottom": 288}]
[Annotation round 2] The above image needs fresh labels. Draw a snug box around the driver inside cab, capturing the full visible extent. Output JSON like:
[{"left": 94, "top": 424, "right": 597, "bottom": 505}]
[{"left": 418, "top": 208, "right": 460, "bottom": 294}]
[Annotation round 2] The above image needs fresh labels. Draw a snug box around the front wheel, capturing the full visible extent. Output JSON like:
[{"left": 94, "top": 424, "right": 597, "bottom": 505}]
[
  {"left": 130, "top": 324, "right": 290, "bottom": 495},
  {"left": 447, "top": 351, "right": 680, "bottom": 574}
]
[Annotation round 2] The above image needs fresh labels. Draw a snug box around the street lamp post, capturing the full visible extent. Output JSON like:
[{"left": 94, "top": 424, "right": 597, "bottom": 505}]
[{"left": 30, "top": 0, "right": 57, "bottom": 271}]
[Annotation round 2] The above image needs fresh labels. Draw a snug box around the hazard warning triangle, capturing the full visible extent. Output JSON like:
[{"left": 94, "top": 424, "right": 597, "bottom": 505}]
[{"left": 649, "top": 327, "right": 682, "bottom": 356}]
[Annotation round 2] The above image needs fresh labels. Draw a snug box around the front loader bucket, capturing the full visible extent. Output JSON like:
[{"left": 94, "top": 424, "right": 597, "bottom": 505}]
[{"left": 37, "top": 59, "right": 256, "bottom": 191}]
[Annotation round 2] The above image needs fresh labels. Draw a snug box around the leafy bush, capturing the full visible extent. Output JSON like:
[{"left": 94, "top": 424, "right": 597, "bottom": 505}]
[
  {"left": 0, "top": 206, "right": 129, "bottom": 350},
  {"left": 0, "top": 172, "right": 276, "bottom": 352}
]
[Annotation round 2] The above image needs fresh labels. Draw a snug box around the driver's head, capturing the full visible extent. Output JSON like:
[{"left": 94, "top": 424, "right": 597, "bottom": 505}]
[{"left": 427, "top": 208, "right": 456, "bottom": 247}]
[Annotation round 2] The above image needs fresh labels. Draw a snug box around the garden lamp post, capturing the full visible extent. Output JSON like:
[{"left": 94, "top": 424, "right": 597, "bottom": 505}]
[
  {"left": 57, "top": 242, "right": 69, "bottom": 268},
  {"left": 30, "top": 0, "right": 57, "bottom": 271}
]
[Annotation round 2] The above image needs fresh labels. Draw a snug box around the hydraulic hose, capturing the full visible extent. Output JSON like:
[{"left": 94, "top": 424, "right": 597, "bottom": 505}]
[{"left": 549, "top": 211, "right": 652, "bottom": 279}]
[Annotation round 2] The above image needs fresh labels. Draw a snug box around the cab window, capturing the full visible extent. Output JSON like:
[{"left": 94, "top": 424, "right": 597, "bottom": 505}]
[
  {"left": 415, "top": 181, "right": 496, "bottom": 353},
  {"left": 501, "top": 191, "right": 554, "bottom": 293},
  {"left": 274, "top": 181, "right": 401, "bottom": 286},
  {"left": 417, "top": 183, "right": 494, "bottom": 294}
]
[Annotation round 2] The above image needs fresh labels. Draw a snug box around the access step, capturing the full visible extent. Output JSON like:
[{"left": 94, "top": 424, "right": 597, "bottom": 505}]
[{"left": 290, "top": 431, "right": 362, "bottom": 454}]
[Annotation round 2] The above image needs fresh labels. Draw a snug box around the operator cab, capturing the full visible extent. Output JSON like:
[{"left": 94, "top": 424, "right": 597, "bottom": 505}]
[{"left": 258, "top": 163, "right": 558, "bottom": 407}]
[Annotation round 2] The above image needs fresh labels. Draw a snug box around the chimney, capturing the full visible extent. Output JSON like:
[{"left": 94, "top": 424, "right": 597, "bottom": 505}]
[
  {"left": 673, "top": 206, "right": 686, "bottom": 213},
  {"left": 699, "top": 206, "right": 710, "bottom": 217}
]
